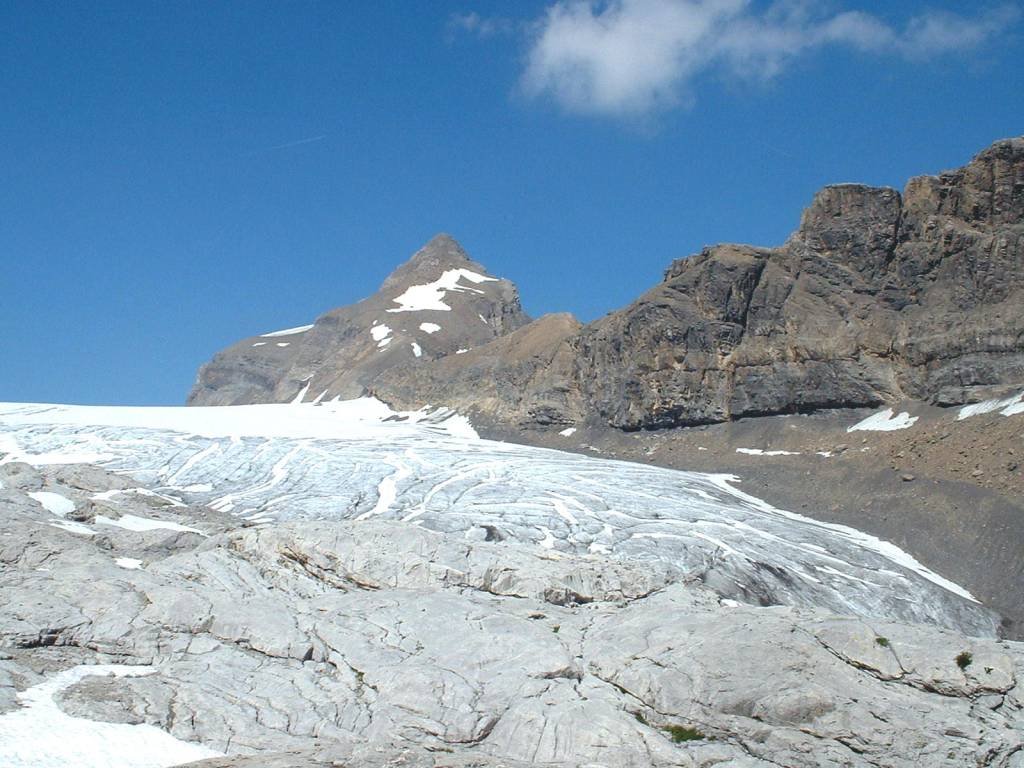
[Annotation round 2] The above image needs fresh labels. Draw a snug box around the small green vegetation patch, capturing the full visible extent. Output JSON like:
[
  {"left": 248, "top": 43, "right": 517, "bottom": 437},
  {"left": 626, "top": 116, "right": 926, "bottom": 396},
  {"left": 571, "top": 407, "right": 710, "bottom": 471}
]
[
  {"left": 956, "top": 651, "right": 973, "bottom": 670},
  {"left": 875, "top": 636, "right": 889, "bottom": 647},
  {"left": 664, "top": 724, "right": 705, "bottom": 743}
]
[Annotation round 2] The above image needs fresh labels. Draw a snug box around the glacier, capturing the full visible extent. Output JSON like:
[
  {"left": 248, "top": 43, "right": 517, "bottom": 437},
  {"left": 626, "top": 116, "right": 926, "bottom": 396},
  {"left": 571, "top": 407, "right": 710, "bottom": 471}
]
[{"left": 0, "top": 399, "right": 998, "bottom": 637}]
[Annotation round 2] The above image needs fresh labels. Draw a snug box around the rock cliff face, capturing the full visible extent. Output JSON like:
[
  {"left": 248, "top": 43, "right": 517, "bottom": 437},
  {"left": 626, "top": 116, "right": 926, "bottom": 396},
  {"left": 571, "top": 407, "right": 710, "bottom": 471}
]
[
  {"left": 575, "top": 137, "right": 1024, "bottom": 429},
  {"left": 190, "top": 138, "right": 1024, "bottom": 431},
  {"left": 187, "top": 234, "right": 530, "bottom": 406}
]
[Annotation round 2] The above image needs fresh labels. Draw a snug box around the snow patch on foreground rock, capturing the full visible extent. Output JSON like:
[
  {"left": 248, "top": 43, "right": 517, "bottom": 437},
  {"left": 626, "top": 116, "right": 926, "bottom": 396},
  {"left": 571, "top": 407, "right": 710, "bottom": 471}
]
[{"left": 0, "top": 665, "right": 221, "bottom": 767}]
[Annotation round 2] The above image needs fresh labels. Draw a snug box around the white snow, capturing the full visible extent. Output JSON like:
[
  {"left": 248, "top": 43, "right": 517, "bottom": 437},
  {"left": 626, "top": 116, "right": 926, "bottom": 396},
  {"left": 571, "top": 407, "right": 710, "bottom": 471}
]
[
  {"left": 28, "top": 491, "right": 76, "bottom": 517},
  {"left": 0, "top": 664, "right": 221, "bottom": 768},
  {"left": 419, "top": 322, "right": 441, "bottom": 334},
  {"left": 357, "top": 460, "right": 413, "bottom": 520},
  {"left": 958, "top": 391, "right": 1024, "bottom": 420},
  {"left": 260, "top": 324, "right": 314, "bottom": 338},
  {"left": 276, "top": 342, "right": 290, "bottom": 347},
  {"left": 0, "top": 399, "right": 477, "bottom": 446},
  {"left": 251, "top": 342, "right": 267, "bottom": 347},
  {"left": 49, "top": 520, "right": 96, "bottom": 536},
  {"left": 559, "top": 427, "right": 577, "bottom": 437},
  {"left": 735, "top": 448, "right": 800, "bottom": 456},
  {"left": 455, "top": 348, "right": 469, "bottom": 355},
  {"left": 370, "top": 324, "right": 393, "bottom": 348},
  {"left": 411, "top": 342, "right": 422, "bottom": 358},
  {"left": 386, "top": 269, "right": 497, "bottom": 313},
  {"left": 478, "top": 314, "right": 488, "bottom": 323},
  {"left": 94, "top": 514, "right": 203, "bottom": 535},
  {"left": 847, "top": 408, "right": 918, "bottom": 432},
  {"left": 92, "top": 488, "right": 185, "bottom": 507},
  {"left": 115, "top": 557, "right": 142, "bottom": 570},
  {"left": 290, "top": 381, "right": 311, "bottom": 405}
]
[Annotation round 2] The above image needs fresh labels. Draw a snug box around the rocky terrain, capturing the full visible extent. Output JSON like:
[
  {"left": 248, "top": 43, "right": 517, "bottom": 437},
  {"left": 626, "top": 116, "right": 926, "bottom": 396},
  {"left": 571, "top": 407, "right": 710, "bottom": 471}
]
[
  {"left": 185, "top": 136, "right": 1024, "bottom": 637},
  {"left": 1, "top": 406, "right": 1023, "bottom": 768},
  {"left": 188, "top": 235, "right": 530, "bottom": 407},
  {"left": 189, "top": 137, "right": 1024, "bottom": 432},
  {"left": 2, "top": 136, "right": 1022, "bottom": 768}
]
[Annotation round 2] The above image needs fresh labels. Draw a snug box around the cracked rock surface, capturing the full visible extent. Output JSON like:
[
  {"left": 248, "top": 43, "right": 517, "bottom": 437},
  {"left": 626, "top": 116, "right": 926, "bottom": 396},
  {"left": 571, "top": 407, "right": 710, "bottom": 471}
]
[{"left": 1, "top": 464, "right": 1022, "bottom": 768}]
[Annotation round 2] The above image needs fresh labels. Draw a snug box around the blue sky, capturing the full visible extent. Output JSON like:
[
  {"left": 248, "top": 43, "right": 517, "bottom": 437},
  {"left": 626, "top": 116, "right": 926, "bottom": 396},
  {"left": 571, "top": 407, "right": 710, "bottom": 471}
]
[{"left": 2, "top": 0, "right": 1022, "bottom": 405}]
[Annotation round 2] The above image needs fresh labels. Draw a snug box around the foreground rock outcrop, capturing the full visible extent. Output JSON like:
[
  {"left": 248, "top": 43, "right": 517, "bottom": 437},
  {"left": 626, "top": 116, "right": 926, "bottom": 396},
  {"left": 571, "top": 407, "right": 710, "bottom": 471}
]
[{"left": 1, "top": 463, "right": 1023, "bottom": 768}]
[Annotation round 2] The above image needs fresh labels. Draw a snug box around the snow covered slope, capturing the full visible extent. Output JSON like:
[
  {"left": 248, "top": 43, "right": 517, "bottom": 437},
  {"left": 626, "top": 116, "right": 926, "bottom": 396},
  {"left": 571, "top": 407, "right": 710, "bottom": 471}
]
[{"left": 0, "top": 399, "right": 997, "bottom": 636}]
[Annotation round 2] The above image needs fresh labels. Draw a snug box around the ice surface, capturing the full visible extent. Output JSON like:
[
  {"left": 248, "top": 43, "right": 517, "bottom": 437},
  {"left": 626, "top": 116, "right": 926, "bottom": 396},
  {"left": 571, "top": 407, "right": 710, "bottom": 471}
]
[
  {"left": 847, "top": 408, "right": 918, "bottom": 432},
  {"left": 387, "top": 269, "right": 497, "bottom": 313},
  {"left": 260, "top": 324, "right": 314, "bottom": 338},
  {"left": 0, "top": 399, "right": 993, "bottom": 634},
  {"left": 0, "top": 665, "right": 221, "bottom": 768}
]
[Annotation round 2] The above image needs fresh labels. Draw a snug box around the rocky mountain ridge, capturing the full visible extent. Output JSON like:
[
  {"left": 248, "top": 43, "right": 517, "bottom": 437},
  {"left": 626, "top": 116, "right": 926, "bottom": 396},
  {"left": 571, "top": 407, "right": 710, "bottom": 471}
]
[
  {"left": 189, "top": 137, "right": 1024, "bottom": 436},
  {"left": 188, "top": 235, "right": 529, "bottom": 407}
]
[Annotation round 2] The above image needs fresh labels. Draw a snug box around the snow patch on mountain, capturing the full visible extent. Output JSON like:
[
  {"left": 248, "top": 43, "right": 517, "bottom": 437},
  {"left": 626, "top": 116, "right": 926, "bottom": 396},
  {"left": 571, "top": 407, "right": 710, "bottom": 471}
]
[
  {"left": 847, "top": 408, "right": 918, "bottom": 432},
  {"left": 958, "top": 391, "right": 1024, "bottom": 420},
  {"left": 387, "top": 269, "right": 497, "bottom": 313},
  {"left": 260, "top": 324, "right": 314, "bottom": 338}
]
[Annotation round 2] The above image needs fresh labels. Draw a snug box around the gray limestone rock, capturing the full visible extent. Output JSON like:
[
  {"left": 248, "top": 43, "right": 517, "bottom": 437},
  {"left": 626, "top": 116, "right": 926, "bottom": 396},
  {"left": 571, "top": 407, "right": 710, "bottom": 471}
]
[{"left": 0, "top": 466, "right": 1022, "bottom": 767}]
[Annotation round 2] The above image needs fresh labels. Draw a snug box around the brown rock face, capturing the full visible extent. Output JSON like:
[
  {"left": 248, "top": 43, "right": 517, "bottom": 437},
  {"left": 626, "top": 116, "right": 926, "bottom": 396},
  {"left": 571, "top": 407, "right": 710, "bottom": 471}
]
[
  {"left": 189, "top": 138, "right": 1024, "bottom": 432},
  {"left": 575, "top": 137, "right": 1024, "bottom": 429},
  {"left": 370, "top": 313, "right": 583, "bottom": 427}
]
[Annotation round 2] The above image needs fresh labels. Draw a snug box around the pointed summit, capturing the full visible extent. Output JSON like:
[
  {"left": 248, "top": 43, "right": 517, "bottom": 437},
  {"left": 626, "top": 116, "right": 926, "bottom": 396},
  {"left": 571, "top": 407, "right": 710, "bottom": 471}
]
[{"left": 380, "top": 233, "right": 486, "bottom": 292}]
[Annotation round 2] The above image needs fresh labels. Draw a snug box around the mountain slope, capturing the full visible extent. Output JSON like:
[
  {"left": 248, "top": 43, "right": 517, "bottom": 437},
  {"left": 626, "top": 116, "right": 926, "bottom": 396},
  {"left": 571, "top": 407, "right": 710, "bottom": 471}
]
[{"left": 188, "top": 234, "right": 530, "bottom": 406}]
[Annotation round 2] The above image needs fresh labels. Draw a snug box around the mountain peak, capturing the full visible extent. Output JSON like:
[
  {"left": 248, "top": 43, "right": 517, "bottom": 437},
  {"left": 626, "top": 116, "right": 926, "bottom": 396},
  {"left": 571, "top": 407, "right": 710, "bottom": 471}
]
[{"left": 380, "top": 233, "right": 483, "bottom": 292}]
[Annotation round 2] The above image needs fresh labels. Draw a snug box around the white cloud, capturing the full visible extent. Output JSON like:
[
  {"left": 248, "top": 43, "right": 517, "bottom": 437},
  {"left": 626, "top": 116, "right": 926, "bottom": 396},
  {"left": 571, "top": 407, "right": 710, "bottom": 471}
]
[{"left": 508, "top": 0, "right": 1019, "bottom": 117}]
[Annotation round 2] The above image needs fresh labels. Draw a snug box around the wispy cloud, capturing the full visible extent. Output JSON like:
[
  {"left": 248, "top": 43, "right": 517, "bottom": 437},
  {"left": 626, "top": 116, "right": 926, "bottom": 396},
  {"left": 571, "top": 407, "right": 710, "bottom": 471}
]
[
  {"left": 458, "top": 0, "right": 1019, "bottom": 119},
  {"left": 260, "top": 135, "right": 327, "bottom": 152},
  {"left": 447, "top": 11, "right": 519, "bottom": 39}
]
